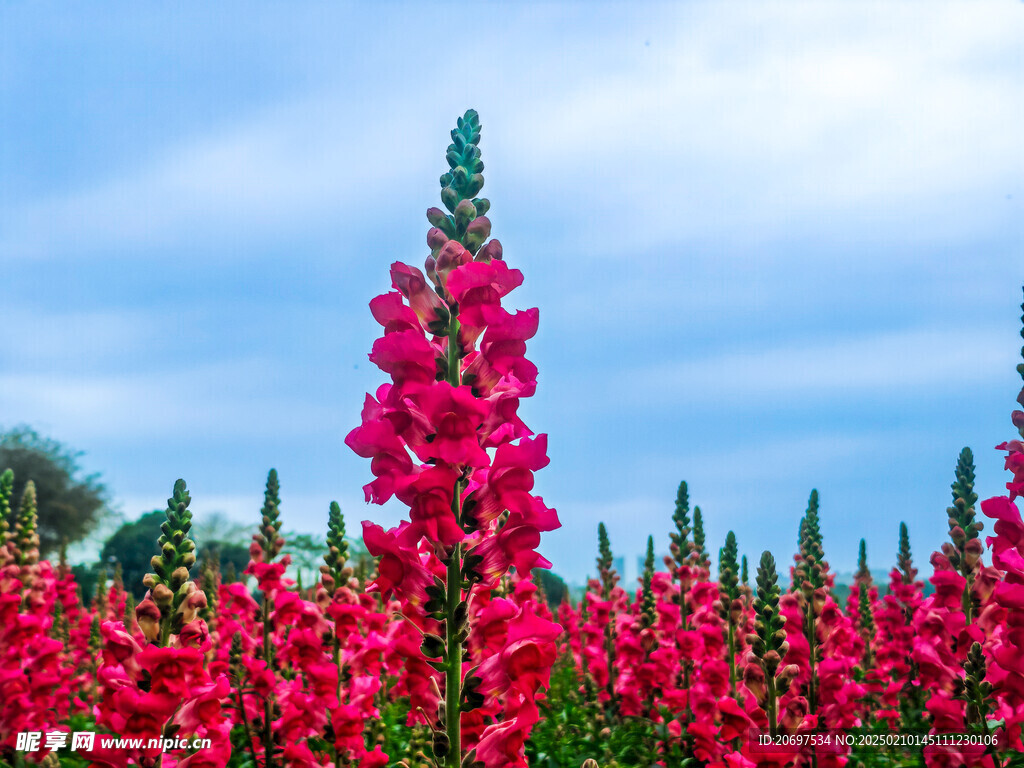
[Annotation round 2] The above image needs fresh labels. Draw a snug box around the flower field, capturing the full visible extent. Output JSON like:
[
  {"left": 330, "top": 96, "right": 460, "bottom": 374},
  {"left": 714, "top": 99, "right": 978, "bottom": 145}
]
[{"left": 1, "top": 110, "right": 1023, "bottom": 768}]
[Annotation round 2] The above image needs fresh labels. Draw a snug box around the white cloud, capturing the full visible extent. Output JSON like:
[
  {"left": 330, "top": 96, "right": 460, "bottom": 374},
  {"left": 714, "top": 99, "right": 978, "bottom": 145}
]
[
  {"left": 0, "top": 358, "right": 345, "bottom": 439},
  {"left": 1, "top": 94, "right": 439, "bottom": 260},
  {"left": 543, "top": 431, "right": 892, "bottom": 582},
  {"left": 0, "top": 307, "right": 156, "bottom": 368},
  {"left": 3, "top": 3, "right": 1020, "bottom": 262},
  {"left": 629, "top": 326, "right": 1013, "bottom": 407},
  {"left": 494, "top": 3, "right": 1023, "bottom": 254}
]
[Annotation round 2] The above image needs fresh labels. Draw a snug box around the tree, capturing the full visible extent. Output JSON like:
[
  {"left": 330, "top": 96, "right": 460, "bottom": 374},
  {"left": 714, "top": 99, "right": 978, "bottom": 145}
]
[
  {"left": 534, "top": 568, "right": 568, "bottom": 611},
  {"left": 101, "top": 509, "right": 253, "bottom": 597},
  {"left": 100, "top": 510, "right": 166, "bottom": 597},
  {"left": 199, "top": 541, "right": 250, "bottom": 581},
  {"left": 283, "top": 531, "right": 328, "bottom": 589},
  {"left": 191, "top": 509, "right": 252, "bottom": 582},
  {"left": 0, "top": 426, "right": 111, "bottom": 557},
  {"left": 191, "top": 510, "right": 252, "bottom": 550}
]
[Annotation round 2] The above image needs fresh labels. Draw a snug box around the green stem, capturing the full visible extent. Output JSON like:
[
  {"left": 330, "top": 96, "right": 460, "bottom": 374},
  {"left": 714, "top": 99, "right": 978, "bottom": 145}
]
[
  {"left": 233, "top": 678, "right": 261, "bottom": 768},
  {"left": 962, "top": 573, "right": 974, "bottom": 625},
  {"left": 334, "top": 638, "right": 343, "bottom": 703},
  {"left": 727, "top": 621, "right": 736, "bottom": 694},
  {"left": 444, "top": 311, "right": 463, "bottom": 768},
  {"left": 447, "top": 313, "right": 461, "bottom": 385},
  {"left": 263, "top": 601, "right": 274, "bottom": 768},
  {"left": 445, "top": 544, "right": 463, "bottom": 768},
  {"left": 805, "top": 606, "right": 817, "bottom": 714},
  {"left": 680, "top": 664, "right": 693, "bottom": 758},
  {"left": 804, "top": 606, "right": 818, "bottom": 768},
  {"left": 975, "top": 690, "right": 1002, "bottom": 768},
  {"left": 604, "top": 621, "right": 618, "bottom": 717}
]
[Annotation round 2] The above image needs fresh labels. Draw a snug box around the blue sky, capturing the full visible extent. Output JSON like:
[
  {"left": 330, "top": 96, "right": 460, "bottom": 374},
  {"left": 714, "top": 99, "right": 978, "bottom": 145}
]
[{"left": 2, "top": 2, "right": 1022, "bottom": 585}]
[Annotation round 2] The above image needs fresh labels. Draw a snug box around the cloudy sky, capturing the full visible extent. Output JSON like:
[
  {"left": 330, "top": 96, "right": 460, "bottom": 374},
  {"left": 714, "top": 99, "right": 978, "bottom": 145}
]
[{"left": 2, "top": 2, "right": 1022, "bottom": 584}]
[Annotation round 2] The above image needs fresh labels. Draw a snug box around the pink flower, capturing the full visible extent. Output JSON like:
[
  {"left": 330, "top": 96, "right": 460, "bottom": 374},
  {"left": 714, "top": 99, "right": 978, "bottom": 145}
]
[
  {"left": 369, "top": 290, "right": 421, "bottom": 335},
  {"left": 368, "top": 329, "right": 438, "bottom": 391},
  {"left": 469, "top": 435, "right": 549, "bottom": 526},
  {"left": 468, "top": 503, "right": 559, "bottom": 585},
  {"left": 390, "top": 262, "right": 447, "bottom": 329},
  {"left": 398, "top": 465, "right": 466, "bottom": 546},
  {"left": 139, "top": 645, "right": 205, "bottom": 697},
  {"left": 480, "top": 308, "right": 539, "bottom": 384},
  {"left": 362, "top": 521, "right": 434, "bottom": 606},
  {"left": 447, "top": 260, "right": 524, "bottom": 344},
  {"left": 407, "top": 383, "right": 491, "bottom": 467},
  {"left": 346, "top": 389, "right": 415, "bottom": 504},
  {"left": 176, "top": 676, "right": 230, "bottom": 732},
  {"left": 478, "top": 604, "right": 561, "bottom": 698},
  {"left": 983, "top": 495, "right": 1024, "bottom": 579},
  {"left": 475, "top": 705, "right": 538, "bottom": 768}
]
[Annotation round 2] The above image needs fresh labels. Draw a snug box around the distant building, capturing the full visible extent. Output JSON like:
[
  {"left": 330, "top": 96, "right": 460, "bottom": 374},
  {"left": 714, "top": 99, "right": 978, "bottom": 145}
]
[
  {"left": 634, "top": 552, "right": 669, "bottom": 587},
  {"left": 613, "top": 556, "right": 626, "bottom": 582}
]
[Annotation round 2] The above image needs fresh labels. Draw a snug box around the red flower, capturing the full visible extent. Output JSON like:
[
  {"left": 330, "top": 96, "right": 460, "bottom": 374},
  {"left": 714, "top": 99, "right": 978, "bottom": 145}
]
[
  {"left": 390, "top": 262, "right": 447, "bottom": 330},
  {"left": 479, "top": 308, "right": 539, "bottom": 385},
  {"left": 469, "top": 435, "right": 549, "bottom": 526},
  {"left": 407, "top": 383, "right": 491, "bottom": 467},
  {"left": 346, "top": 389, "right": 415, "bottom": 504},
  {"left": 478, "top": 604, "right": 561, "bottom": 698},
  {"left": 368, "top": 329, "right": 437, "bottom": 391},
  {"left": 475, "top": 705, "right": 538, "bottom": 768},
  {"left": 140, "top": 645, "right": 205, "bottom": 697},
  {"left": 362, "top": 521, "right": 434, "bottom": 606},
  {"left": 447, "top": 260, "right": 524, "bottom": 344},
  {"left": 398, "top": 465, "right": 466, "bottom": 546},
  {"left": 469, "top": 502, "right": 559, "bottom": 585}
]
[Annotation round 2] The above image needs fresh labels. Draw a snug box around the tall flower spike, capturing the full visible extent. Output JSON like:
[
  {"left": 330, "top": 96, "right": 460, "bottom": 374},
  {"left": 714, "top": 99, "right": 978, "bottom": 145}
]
[
  {"left": 741, "top": 554, "right": 749, "bottom": 586},
  {"left": 793, "top": 489, "right": 827, "bottom": 594},
  {"left": 0, "top": 468, "right": 13, "bottom": 549},
  {"left": 321, "top": 500, "right": 350, "bottom": 593},
  {"left": 855, "top": 538, "right": 871, "bottom": 587},
  {"left": 597, "top": 522, "right": 617, "bottom": 599},
  {"left": 943, "top": 448, "right": 983, "bottom": 623},
  {"left": 719, "top": 531, "right": 741, "bottom": 691},
  {"left": 640, "top": 536, "right": 656, "bottom": 629},
  {"left": 897, "top": 521, "right": 916, "bottom": 584},
  {"left": 745, "top": 551, "right": 790, "bottom": 737},
  {"left": 13, "top": 479, "right": 40, "bottom": 566},
  {"left": 856, "top": 540, "right": 875, "bottom": 665},
  {"left": 719, "top": 531, "right": 740, "bottom": 604},
  {"left": 692, "top": 505, "right": 709, "bottom": 569},
  {"left": 792, "top": 488, "right": 826, "bottom": 717},
  {"left": 255, "top": 468, "right": 284, "bottom": 560},
  {"left": 350, "top": 109, "right": 557, "bottom": 768},
  {"left": 143, "top": 478, "right": 198, "bottom": 643},
  {"left": 670, "top": 481, "right": 691, "bottom": 569},
  {"left": 595, "top": 521, "right": 621, "bottom": 713},
  {"left": 200, "top": 549, "right": 219, "bottom": 622},
  {"left": 945, "top": 449, "right": 982, "bottom": 553},
  {"left": 953, "top": 642, "right": 995, "bottom": 727}
]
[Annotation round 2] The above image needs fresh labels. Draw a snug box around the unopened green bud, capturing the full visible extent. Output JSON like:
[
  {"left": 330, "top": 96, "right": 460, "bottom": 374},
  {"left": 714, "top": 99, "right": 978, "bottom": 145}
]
[
  {"left": 463, "top": 217, "right": 491, "bottom": 252},
  {"left": 432, "top": 732, "right": 450, "bottom": 759},
  {"left": 441, "top": 187, "right": 459, "bottom": 213},
  {"left": 152, "top": 583, "right": 174, "bottom": 608},
  {"left": 454, "top": 199, "right": 476, "bottom": 231}
]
